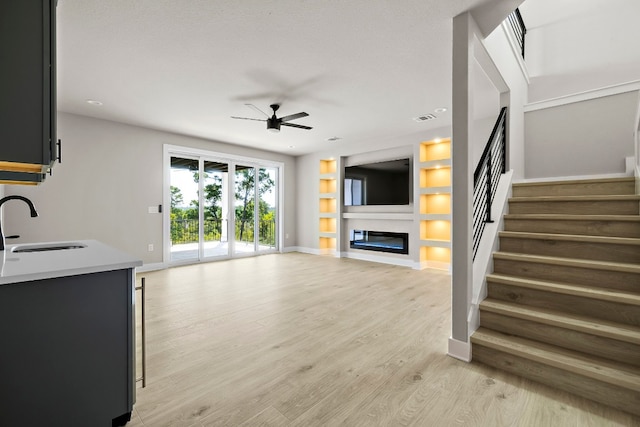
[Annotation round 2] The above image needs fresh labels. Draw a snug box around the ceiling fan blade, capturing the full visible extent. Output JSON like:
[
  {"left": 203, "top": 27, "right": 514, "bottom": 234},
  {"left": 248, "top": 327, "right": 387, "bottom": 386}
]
[
  {"left": 280, "top": 112, "right": 309, "bottom": 122},
  {"left": 245, "top": 103, "right": 270, "bottom": 118},
  {"left": 281, "top": 122, "right": 313, "bottom": 130},
  {"left": 231, "top": 116, "right": 266, "bottom": 122}
]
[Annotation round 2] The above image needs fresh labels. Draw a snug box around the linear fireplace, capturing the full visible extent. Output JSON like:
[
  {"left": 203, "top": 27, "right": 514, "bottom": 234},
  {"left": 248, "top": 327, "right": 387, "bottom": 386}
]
[{"left": 349, "top": 230, "right": 409, "bottom": 255}]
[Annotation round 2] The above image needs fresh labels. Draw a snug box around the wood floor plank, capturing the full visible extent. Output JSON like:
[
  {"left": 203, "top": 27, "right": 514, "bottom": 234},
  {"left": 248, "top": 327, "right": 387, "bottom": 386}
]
[{"left": 131, "top": 253, "right": 640, "bottom": 426}]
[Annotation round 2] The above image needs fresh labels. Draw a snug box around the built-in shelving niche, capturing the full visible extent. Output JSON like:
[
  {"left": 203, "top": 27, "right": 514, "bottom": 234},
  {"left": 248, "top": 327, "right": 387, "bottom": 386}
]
[
  {"left": 418, "top": 138, "right": 452, "bottom": 270},
  {"left": 319, "top": 159, "right": 338, "bottom": 254}
]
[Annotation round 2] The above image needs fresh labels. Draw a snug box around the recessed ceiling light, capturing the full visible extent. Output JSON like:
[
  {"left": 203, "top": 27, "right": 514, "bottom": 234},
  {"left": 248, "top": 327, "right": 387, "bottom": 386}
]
[
  {"left": 434, "top": 107, "right": 447, "bottom": 113},
  {"left": 433, "top": 138, "right": 442, "bottom": 143},
  {"left": 288, "top": 145, "right": 295, "bottom": 149},
  {"left": 86, "top": 99, "right": 103, "bottom": 106}
]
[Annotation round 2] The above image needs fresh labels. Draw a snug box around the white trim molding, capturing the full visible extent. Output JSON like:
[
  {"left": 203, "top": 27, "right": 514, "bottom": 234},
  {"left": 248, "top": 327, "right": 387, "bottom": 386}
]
[
  {"left": 525, "top": 81, "right": 640, "bottom": 113},
  {"left": 514, "top": 171, "right": 632, "bottom": 184},
  {"left": 448, "top": 337, "right": 472, "bottom": 362}
]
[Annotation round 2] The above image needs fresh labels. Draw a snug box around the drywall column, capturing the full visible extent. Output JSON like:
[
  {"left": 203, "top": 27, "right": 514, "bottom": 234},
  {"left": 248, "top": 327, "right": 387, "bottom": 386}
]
[{"left": 449, "top": 12, "right": 475, "bottom": 362}]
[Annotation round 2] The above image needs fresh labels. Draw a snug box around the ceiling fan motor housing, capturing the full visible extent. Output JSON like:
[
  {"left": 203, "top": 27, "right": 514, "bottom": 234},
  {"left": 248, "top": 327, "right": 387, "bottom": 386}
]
[{"left": 267, "top": 117, "right": 281, "bottom": 132}]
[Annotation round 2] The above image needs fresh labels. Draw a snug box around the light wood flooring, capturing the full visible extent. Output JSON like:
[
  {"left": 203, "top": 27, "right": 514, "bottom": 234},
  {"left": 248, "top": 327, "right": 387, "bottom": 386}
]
[{"left": 130, "top": 253, "right": 639, "bottom": 426}]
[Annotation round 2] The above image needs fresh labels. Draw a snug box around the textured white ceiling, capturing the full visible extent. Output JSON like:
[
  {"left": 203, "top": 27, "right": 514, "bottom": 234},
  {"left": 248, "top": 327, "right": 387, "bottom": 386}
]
[{"left": 56, "top": 0, "right": 498, "bottom": 155}]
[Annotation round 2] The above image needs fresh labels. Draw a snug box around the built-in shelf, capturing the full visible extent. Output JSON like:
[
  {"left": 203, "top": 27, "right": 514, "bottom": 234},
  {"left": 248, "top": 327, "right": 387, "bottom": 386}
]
[
  {"left": 419, "top": 138, "right": 451, "bottom": 270},
  {"left": 420, "top": 186, "right": 451, "bottom": 195}
]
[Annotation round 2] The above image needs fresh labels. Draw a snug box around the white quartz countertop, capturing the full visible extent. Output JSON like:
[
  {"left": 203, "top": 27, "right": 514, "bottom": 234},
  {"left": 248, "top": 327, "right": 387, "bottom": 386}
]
[{"left": 0, "top": 240, "right": 143, "bottom": 285}]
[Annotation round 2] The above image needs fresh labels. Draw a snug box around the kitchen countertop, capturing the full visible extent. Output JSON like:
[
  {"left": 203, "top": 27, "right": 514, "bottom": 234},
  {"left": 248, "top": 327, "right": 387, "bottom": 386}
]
[{"left": 0, "top": 239, "right": 143, "bottom": 285}]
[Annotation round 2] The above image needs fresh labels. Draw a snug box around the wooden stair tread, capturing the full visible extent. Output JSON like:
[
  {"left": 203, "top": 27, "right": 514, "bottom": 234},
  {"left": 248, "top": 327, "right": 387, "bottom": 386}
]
[
  {"left": 504, "top": 214, "right": 640, "bottom": 222},
  {"left": 486, "top": 274, "right": 640, "bottom": 305},
  {"left": 480, "top": 298, "right": 640, "bottom": 344},
  {"left": 499, "top": 230, "right": 640, "bottom": 246},
  {"left": 492, "top": 252, "right": 640, "bottom": 273},
  {"left": 512, "top": 177, "right": 635, "bottom": 187},
  {"left": 509, "top": 195, "right": 640, "bottom": 202},
  {"left": 472, "top": 327, "right": 640, "bottom": 391}
]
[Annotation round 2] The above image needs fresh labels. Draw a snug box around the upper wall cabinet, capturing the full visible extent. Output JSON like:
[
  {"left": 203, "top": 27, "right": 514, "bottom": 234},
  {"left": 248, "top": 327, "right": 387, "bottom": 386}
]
[{"left": 0, "top": 0, "right": 58, "bottom": 181}]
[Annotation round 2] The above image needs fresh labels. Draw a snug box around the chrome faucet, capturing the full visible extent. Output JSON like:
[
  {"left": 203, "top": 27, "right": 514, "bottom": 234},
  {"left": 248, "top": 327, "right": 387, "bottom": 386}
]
[{"left": 0, "top": 195, "right": 38, "bottom": 251}]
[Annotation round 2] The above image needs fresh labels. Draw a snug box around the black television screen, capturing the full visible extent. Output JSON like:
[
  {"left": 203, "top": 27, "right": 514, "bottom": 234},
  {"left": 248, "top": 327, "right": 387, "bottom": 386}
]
[{"left": 344, "top": 158, "right": 411, "bottom": 206}]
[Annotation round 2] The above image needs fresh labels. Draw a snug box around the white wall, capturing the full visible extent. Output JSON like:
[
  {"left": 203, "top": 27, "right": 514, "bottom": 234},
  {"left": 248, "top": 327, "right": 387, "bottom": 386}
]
[
  {"left": 472, "top": 59, "right": 502, "bottom": 167},
  {"left": 522, "top": 0, "right": 640, "bottom": 103},
  {"left": 524, "top": 91, "right": 637, "bottom": 179},
  {"left": 483, "top": 24, "right": 528, "bottom": 180},
  {"left": 3, "top": 113, "right": 297, "bottom": 264}
]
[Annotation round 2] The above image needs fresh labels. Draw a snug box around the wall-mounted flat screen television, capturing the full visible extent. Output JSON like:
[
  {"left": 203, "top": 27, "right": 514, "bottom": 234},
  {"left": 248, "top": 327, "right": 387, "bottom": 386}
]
[{"left": 344, "top": 158, "right": 411, "bottom": 206}]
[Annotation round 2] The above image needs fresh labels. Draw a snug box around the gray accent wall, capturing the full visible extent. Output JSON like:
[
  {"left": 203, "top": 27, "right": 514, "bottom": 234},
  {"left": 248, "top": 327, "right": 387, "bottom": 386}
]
[
  {"left": 524, "top": 92, "right": 637, "bottom": 179},
  {"left": 2, "top": 113, "right": 297, "bottom": 264}
]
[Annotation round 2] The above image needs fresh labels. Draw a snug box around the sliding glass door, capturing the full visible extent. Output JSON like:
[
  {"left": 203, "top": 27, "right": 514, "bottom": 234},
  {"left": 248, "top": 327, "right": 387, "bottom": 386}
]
[
  {"left": 258, "top": 167, "right": 277, "bottom": 251},
  {"left": 166, "top": 147, "right": 280, "bottom": 264},
  {"left": 202, "top": 161, "right": 229, "bottom": 258},
  {"left": 169, "top": 156, "right": 201, "bottom": 262},
  {"left": 234, "top": 165, "right": 256, "bottom": 255}
]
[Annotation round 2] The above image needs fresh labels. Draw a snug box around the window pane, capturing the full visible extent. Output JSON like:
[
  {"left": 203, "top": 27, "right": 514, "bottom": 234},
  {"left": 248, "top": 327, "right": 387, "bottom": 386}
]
[
  {"left": 169, "top": 157, "right": 199, "bottom": 262},
  {"left": 234, "top": 165, "right": 256, "bottom": 254},
  {"left": 259, "top": 167, "right": 277, "bottom": 250}
]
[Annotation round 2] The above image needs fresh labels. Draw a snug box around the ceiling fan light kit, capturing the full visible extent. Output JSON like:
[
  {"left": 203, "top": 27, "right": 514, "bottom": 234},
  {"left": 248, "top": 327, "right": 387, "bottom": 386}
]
[{"left": 232, "top": 103, "right": 312, "bottom": 132}]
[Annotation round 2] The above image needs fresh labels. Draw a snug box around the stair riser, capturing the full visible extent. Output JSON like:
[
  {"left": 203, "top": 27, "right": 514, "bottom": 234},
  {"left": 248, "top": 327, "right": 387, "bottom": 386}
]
[
  {"left": 472, "top": 345, "right": 640, "bottom": 417},
  {"left": 479, "top": 311, "right": 640, "bottom": 367},
  {"left": 512, "top": 181, "right": 636, "bottom": 197},
  {"left": 487, "top": 282, "right": 640, "bottom": 326},
  {"left": 504, "top": 219, "right": 640, "bottom": 238},
  {"left": 492, "top": 258, "right": 639, "bottom": 293},
  {"left": 499, "top": 236, "right": 640, "bottom": 264},
  {"left": 508, "top": 200, "right": 639, "bottom": 215}
]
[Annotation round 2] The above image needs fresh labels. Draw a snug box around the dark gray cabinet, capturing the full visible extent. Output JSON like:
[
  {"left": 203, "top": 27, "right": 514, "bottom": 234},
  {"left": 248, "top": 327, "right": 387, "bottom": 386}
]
[
  {"left": 0, "top": 0, "right": 58, "bottom": 176},
  {"left": 0, "top": 269, "right": 136, "bottom": 427}
]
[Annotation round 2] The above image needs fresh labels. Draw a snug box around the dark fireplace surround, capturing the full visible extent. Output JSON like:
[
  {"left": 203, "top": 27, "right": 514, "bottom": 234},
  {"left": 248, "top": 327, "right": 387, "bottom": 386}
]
[{"left": 349, "top": 230, "right": 409, "bottom": 255}]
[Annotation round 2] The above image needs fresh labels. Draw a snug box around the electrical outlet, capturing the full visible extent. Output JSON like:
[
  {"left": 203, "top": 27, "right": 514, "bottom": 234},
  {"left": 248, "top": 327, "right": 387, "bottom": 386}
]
[
  {"left": 285, "top": 233, "right": 289, "bottom": 239},
  {"left": 148, "top": 244, "right": 154, "bottom": 252}
]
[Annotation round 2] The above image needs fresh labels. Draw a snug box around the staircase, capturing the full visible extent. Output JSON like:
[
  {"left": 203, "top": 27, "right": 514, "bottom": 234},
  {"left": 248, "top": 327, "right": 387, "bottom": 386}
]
[{"left": 471, "top": 177, "right": 640, "bottom": 416}]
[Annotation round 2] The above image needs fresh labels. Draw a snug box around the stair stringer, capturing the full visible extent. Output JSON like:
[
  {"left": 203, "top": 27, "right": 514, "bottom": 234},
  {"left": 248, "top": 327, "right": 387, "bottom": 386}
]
[{"left": 469, "top": 170, "right": 513, "bottom": 335}]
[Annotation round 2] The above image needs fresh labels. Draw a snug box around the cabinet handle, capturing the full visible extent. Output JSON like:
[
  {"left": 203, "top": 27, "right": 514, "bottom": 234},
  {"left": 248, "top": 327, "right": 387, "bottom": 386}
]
[
  {"left": 56, "top": 139, "right": 62, "bottom": 163},
  {"left": 135, "top": 277, "right": 146, "bottom": 388}
]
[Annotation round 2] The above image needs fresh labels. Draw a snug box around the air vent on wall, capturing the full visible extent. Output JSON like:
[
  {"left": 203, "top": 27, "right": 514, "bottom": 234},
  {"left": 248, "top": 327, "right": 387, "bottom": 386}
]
[{"left": 413, "top": 114, "right": 437, "bottom": 122}]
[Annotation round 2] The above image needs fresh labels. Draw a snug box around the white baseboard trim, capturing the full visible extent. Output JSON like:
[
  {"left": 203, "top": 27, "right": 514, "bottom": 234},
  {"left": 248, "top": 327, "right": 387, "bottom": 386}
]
[
  {"left": 447, "top": 337, "right": 472, "bottom": 362},
  {"left": 287, "top": 246, "right": 319, "bottom": 255},
  {"left": 137, "top": 262, "right": 165, "bottom": 273},
  {"left": 525, "top": 80, "right": 640, "bottom": 113},
  {"left": 342, "top": 251, "right": 415, "bottom": 268},
  {"left": 513, "top": 171, "right": 632, "bottom": 184},
  {"left": 418, "top": 260, "right": 451, "bottom": 272},
  {"left": 282, "top": 246, "right": 302, "bottom": 253},
  {"left": 290, "top": 246, "right": 333, "bottom": 256}
]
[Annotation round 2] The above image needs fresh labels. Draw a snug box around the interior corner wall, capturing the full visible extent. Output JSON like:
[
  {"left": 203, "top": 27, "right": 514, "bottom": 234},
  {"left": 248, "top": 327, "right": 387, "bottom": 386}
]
[
  {"left": 524, "top": 92, "right": 638, "bottom": 179},
  {"left": 523, "top": 1, "right": 640, "bottom": 103},
  {"left": 295, "top": 152, "right": 321, "bottom": 252},
  {"left": 2, "top": 112, "right": 297, "bottom": 264}
]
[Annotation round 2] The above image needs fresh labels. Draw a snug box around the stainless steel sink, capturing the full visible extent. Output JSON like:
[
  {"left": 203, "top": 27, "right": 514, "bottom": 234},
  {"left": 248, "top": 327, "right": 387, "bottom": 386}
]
[{"left": 11, "top": 242, "right": 87, "bottom": 253}]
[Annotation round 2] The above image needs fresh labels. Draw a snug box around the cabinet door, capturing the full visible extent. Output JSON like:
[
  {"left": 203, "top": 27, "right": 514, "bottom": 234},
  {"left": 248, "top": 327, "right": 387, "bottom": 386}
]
[
  {"left": 0, "top": 269, "right": 133, "bottom": 427},
  {"left": 0, "top": 0, "right": 56, "bottom": 173}
]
